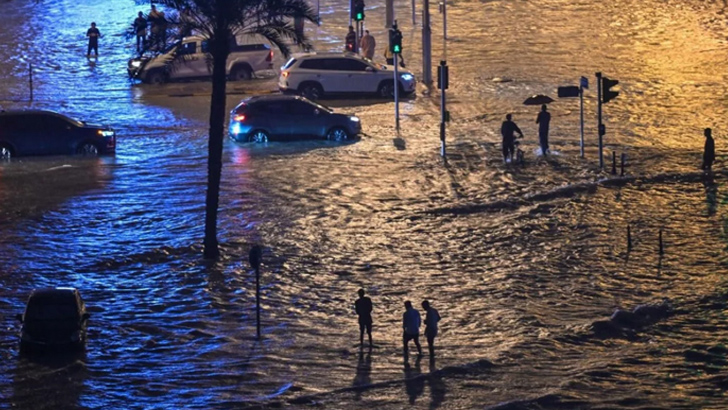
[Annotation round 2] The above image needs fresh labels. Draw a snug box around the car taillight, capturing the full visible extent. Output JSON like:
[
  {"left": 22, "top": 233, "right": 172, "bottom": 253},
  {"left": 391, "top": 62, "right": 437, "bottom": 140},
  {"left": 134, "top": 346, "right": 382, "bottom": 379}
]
[
  {"left": 282, "top": 71, "right": 289, "bottom": 78},
  {"left": 266, "top": 50, "right": 273, "bottom": 62},
  {"left": 234, "top": 114, "right": 246, "bottom": 122}
]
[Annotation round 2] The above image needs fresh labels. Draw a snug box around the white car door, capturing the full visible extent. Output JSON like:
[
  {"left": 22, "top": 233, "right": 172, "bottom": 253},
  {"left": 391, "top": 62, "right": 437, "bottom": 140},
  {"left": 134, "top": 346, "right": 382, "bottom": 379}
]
[{"left": 170, "top": 41, "right": 208, "bottom": 79}]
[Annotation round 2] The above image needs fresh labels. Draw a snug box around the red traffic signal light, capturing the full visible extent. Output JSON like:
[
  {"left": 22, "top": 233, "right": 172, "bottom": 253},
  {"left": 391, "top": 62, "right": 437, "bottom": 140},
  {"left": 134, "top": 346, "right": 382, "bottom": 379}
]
[{"left": 601, "top": 77, "right": 619, "bottom": 103}]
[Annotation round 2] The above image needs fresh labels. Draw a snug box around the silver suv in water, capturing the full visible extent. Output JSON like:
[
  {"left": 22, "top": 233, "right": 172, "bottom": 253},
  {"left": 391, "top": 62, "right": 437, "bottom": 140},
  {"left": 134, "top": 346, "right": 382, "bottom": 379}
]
[{"left": 278, "top": 52, "right": 416, "bottom": 100}]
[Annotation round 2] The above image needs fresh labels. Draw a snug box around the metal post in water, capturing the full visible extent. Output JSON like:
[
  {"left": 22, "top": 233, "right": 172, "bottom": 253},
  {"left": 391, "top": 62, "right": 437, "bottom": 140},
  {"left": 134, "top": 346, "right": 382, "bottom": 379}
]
[
  {"left": 627, "top": 225, "right": 632, "bottom": 251},
  {"left": 659, "top": 229, "right": 664, "bottom": 256},
  {"left": 440, "top": 1, "right": 447, "bottom": 41},
  {"left": 29, "top": 63, "right": 33, "bottom": 102},
  {"left": 620, "top": 153, "right": 626, "bottom": 176},
  {"left": 422, "top": 0, "right": 432, "bottom": 85},
  {"left": 439, "top": 60, "right": 448, "bottom": 157},
  {"left": 412, "top": 0, "right": 416, "bottom": 25},
  {"left": 612, "top": 151, "right": 617, "bottom": 175},
  {"left": 385, "top": 0, "right": 394, "bottom": 27},
  {"left": 394, "top": 53, "right": 400, "bottom": 131},
  {"left": 249, "top": 245, "right": 263, "bottom": 340},
  {"left": 596, "top": 72, "right": 603, "bottom": 169},
  {"left": 579, "top": 84, "right": 584, "bottom": 158}
]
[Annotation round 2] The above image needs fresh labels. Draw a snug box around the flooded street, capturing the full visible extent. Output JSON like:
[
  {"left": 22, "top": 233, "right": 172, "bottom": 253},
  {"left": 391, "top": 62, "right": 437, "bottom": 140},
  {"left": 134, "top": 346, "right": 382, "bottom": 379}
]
[{"left": 1, "top": 0, "right": 728, "bottom": 408}]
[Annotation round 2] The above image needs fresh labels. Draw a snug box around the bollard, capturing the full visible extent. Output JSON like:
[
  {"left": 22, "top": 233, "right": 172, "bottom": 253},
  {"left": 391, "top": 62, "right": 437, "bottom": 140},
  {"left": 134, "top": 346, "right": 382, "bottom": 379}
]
[
  {"left": 620, "top": 153, "right": 626, "bottom": 176},
  {"left": 627, "top": 225, "right": 632, "bottom": 251},
  {"left": 658, "top": 229, "right": 664, "bottom": 256},
  {"left": 611, "top": 151, "right": 617, "bottom": 175}
]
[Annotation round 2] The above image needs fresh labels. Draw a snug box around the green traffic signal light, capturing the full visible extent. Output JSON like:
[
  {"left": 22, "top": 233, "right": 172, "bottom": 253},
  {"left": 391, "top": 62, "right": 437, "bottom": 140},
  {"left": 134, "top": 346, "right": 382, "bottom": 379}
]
[
  {"left": 393, "top": 44, "right": 401, "bottom": 53},
  {"left": 356, "top": 12, "right": 363, "bottom": 20}
]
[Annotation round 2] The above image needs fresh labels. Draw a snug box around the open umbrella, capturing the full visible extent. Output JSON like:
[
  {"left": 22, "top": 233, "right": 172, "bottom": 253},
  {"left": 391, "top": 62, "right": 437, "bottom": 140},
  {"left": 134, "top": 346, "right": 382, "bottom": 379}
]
[{"left": 523, "top": 94, "right": 554, "bottom": 105}]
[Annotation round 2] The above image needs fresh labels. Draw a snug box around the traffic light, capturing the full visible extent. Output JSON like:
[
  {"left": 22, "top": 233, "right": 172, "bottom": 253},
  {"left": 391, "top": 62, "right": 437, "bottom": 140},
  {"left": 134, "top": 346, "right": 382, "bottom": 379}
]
[
  {"left": 601, "top": 76, "right": 619, "bottom": 103},
  {"left": 353, "top": 0, "right": 365, "bottom": 21},
  {"left": 390, "top": 28, "right": 402, "bottom": 53}
]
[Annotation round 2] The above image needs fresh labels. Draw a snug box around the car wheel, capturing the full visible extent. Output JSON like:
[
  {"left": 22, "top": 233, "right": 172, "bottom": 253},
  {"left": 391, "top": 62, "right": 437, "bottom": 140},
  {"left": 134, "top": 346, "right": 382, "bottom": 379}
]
[
  {"left": 300, "top": 83, "right": 323, "bottom": 100},
  {"left": 326, "top": 127, "right": 349, "bottom": 142},
  {"left": 378, "top": 81, "right": 395, "bottom": 98},
  {"left": 247, "top": 130, "right": 269, "bottom": 143},
  {"left": 230, "top": 66, "right": 252, "bottom": 81},
  {"left": 0, "top": 144, "right": 12, "bottom": 160},
  {"left": 76, "top": 142, "right": 99, "bottom": 156},
  {"left": 147, "top": 70, "right": 167, "bottom": 85}
]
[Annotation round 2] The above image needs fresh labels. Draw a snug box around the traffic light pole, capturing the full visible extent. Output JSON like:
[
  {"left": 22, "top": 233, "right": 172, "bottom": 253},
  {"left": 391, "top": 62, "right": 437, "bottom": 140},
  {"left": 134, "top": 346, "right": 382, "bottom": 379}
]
[
  {"left": 412, "top": 0, "right": 416, "bottom": 25},
  {"left": 394, "top": 53, "right": 400, "bottom": 131},
  {"left": 596, "top": 71, "right": 603, "bottom": 169},
  {"left": 579, "top": 83, "right": 584, "bottom": 158},
  {"left": 439, "top": 60, "right": 448, "bottom": 157},
  {"left": 385, "top": 0, "right": 394, "bottom": 27},
  {"left": 422, "top": 0, "right": 432, "bottom": 85}
]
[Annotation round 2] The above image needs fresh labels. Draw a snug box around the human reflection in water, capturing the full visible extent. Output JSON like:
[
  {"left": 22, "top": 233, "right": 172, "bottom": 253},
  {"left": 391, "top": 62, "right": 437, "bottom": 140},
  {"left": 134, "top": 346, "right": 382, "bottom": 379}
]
[
  {"left": 352, "top": 347, "right": 372, "bottom": 401},
  {"left": 403, "top": 354, "right": 425, "bottom": 404},
  {"left": 703, "top": 173, "right": 718, "bottom": 216},
  {"left": 12, "top": 351, "right": 88, "bottom": 409},
  {"left": 428, "top": 356, "right": 446, "bottom": 409}
]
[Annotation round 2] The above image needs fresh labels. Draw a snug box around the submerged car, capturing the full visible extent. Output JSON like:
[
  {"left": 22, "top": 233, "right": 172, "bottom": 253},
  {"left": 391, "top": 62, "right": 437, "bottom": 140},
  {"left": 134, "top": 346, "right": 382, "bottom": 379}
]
[
  {"left": 16, "top": 287, "right": 90, "bottom": 353},
  {"left": 228, "top": 95, "right": 361, "bottom": 142},
  {"left": 0, "top": 110, "right": 116, "bottom": 159},
  {"left": 278, "top": 52, "right": 417, "bottom": 100}
]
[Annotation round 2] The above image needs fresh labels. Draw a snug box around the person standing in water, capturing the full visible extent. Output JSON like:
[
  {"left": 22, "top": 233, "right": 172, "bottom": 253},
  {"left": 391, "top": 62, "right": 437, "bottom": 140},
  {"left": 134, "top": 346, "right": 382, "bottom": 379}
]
[
  {"left": 86, "top": 22, "right": 101, "bottom": 57},
  {"left": 355, "top": 289, "right": 373, "bottom": 347}
]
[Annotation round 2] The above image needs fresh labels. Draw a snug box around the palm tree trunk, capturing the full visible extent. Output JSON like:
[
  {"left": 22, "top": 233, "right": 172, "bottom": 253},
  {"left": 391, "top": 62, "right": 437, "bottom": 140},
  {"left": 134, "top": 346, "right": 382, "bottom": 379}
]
[{"left": 203, "top": 39, "right": 229, "bottom": 260}]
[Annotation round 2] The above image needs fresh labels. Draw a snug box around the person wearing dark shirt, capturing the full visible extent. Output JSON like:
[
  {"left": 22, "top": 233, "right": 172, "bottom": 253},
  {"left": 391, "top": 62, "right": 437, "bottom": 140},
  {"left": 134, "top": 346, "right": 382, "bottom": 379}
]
[
  {"left": 536, "top": 104, "right": 551, "bottom": 156},
  {"left": 702, "top": 127, "right": 715, "bottom": 171},
  {"left": 355, "top": 289, "right": 373, "bottom": 347},
  {"left": 422, "top": 300, "right": 441, "bottom": 357},
  {"left": 134, "top": 12, "right": 147, "bottom": 52},
  {"left": 500, "top": 113, "right": 524, "bottom": 163},
  {"left": 345, "top": 26, "right": 357, "bottom": 52},
  {"left": 86, "top": 22, "right": 101, "bottom": 56}
]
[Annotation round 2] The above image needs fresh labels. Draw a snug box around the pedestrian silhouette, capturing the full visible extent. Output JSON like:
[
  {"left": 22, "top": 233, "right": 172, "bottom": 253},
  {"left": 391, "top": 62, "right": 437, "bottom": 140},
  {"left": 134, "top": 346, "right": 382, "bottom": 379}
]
[
  {"left": 422, "top": 300, "right": 441, "bottom": 357},
  {"left": 134, "top": 12, "right": 147, "bottom": 52},
  {"left": 403, "top": 355, "right": 425, "bottom": 404},
  {"left": 345, "top": 26, "right": 356, "bottom": 52},
  {"left": 355, "top": 289, "right": 373, "bottom": 347},
  {"left": 361, "top": 30, "right": 376, "bottom": 60},
  {"left": 86, "top": 22, "right": 101, "bottom": 57},
  {"left": 501, "top": 114, "right": 524, "bottom": 164},
  {"left": 536, "top": 104, "right": 551, "bottom": 156},
  {"left": 702, "top": 127, "right": 715, "bottom": 171},
  {"left": 402, "top": 300, "right": 422, "bottom": 356}
]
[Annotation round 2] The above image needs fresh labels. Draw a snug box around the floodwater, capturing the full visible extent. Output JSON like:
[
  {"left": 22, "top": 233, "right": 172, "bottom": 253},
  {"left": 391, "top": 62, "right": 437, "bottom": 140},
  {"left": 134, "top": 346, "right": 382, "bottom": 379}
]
[{"left": 1, "top": 0, "right": 728, "bottom": 408}]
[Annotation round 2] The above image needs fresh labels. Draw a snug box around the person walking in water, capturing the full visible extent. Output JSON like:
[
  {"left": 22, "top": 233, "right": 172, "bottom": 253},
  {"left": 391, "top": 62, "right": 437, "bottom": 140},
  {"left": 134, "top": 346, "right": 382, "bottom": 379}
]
[
  {"left": 501, "top": 114, "right": 524, "bottom": 163},
  {"left": 86, "top": 22, "right": 101, "bottom": 57},
  {"left": 402, "top": 301, "right": 422, "bottom": 356},
  {"left": 355, "top": 289, "right": 373, "bottom": 347},
  {"left": 345, "top": 25, "right": 357, "bottom": 52},
  {"left": 422, "top": 300, "right": 440, "bottom": 357},
  {"left": 536, "top": 104, "right": 551, "bottom": 156},
  {"left": 360, "top": 30, "right": 376, "bottom": 60},
  {"left": 133, "top": 12, "right": 147, "bottom": 52},
  {"left": 702, "top": 127, "right": 715, "bottom": 171}
]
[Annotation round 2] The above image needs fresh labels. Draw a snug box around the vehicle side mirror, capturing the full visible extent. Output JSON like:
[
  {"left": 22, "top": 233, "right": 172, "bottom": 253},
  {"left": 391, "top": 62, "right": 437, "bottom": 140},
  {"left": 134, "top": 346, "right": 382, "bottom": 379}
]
[
  {"left": 16, "top": 313, "right": 23, "bottom": 322},
  {"left": 82, "top": 313, "right": 90, "bottom": 321}
]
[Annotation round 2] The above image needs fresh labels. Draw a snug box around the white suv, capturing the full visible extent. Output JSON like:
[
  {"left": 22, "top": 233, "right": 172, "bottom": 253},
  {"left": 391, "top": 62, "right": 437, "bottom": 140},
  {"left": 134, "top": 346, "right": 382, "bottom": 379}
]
[{"left": 278, "top": 52, "right": 416, "bottom": 100}]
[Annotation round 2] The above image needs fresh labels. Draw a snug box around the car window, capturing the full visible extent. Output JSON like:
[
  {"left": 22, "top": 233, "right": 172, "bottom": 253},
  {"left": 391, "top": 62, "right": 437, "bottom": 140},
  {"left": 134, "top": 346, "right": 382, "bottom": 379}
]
[
  {"left": 201, "top": 40, "right": 210, "bottom": 53},
  {"left": 339, "top": 59, "right": 370, "bottom": 71},
  {"left": 253, "top": 101, "right": 290, "bottom": 115},
  {"left": 28, "top": 114, "right": 72, "bottom": 132},
  {"left": 289, "top": 100, "right": 318, "bottom": 115},
  {"left": 178, "top": 42, "right": 197, "bottom": 55},
  {"left": 299, "top": 59, "right": 325, "bottom": 70},
  {"left": 26, "top": 304, "right": 79, "bottom": 321},
  {"left": 321, "top": 58, "right": 350, "bottom": 71}
]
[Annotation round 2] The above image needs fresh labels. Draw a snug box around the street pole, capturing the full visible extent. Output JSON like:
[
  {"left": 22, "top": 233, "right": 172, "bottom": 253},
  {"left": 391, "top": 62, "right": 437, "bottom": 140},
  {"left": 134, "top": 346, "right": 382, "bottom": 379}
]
[
  {"left": 349, "top": 0, "right": 353, "bottom": 27},
  {"left": 386, "top": 0, "right": 394, "bottom": 27},
  {"left": 422, "top": 0, "right": 432, "bottom": 85},
  {"left": 394, "top": 53, "right": 400, "bottom": 131},
  {"left": 28, "top": 63, "right": 33, "bottom": 102},
  {"left": 596, "top": 71, "right": 603, "bottom": 169},
  {"left": 249, "top": 245, "right": 263, "bottom": 340},
  {"left": 355, "top": 21, "right": 360, "bottom": 53},
  {"left": 440, "top": 1, "right": 447, "bottom": 40},
  {"left": 439, "top": 60, "right": 448, "bottom": 157},
  {"left": 412, "top": 0, "right": 416, "bottom": 25},
  {"left": 579, "top": 83, "right": 584, "bottom": 158}
]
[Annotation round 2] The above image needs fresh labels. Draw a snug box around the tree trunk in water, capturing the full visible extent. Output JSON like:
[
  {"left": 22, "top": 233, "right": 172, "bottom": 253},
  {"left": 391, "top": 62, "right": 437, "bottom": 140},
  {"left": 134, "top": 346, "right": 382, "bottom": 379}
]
[{"left": 203, "top": 38, "right": 229, "bottom": 260}]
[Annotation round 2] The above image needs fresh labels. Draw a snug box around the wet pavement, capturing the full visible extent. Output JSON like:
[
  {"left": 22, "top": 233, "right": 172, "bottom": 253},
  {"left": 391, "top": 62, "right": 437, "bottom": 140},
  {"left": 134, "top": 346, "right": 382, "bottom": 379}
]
[{"left": 2, "top": 0, "right": 728, "bottom": 409}]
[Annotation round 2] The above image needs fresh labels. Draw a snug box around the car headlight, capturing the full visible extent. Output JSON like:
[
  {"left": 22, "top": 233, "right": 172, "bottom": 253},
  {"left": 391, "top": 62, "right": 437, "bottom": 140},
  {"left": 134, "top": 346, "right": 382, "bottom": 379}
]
[
  {"left": 131, "top": 60, "right": 142, "bottom": 68},
  {"left": 400, "top": 73, "right": 414, "bottom": 81},
  {"left": 97, "top": 130, "right": 115, "bottom": 137},
  {"left": 349, "top": 116, "right": 360, "bottom": 122}
]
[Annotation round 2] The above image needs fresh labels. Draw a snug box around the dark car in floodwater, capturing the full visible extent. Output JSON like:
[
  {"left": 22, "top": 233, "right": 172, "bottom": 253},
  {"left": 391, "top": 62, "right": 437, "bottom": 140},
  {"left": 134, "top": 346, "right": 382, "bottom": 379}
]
[
  {"left": 0, "top": 110, "right": 116, "bottom": 159},
  {"left": 16, "top": 288, "right": 90, "bottom": 354},
  {"left": 228, "top": 95, "right": 361, "bottom": 143}
]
